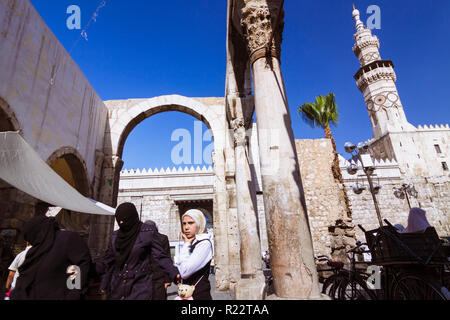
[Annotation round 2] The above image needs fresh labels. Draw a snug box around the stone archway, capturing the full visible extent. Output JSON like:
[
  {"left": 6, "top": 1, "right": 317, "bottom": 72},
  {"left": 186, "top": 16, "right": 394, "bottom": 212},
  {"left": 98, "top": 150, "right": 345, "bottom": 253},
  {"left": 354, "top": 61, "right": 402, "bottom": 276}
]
[
  {"left": 46, "top": 147, "right": 92, "bottom": 237},
  {"left": 109, "top": 95, "right": 227, "bottom": 157},
  {"left": 46, "top": 147, "right": 91, "bottom": 197},
  {"left": 99, "top": 95, "right": 237, "bottom": 290},
  {"left": 107, "top": 96, "right": 228, "bottom": 208}
]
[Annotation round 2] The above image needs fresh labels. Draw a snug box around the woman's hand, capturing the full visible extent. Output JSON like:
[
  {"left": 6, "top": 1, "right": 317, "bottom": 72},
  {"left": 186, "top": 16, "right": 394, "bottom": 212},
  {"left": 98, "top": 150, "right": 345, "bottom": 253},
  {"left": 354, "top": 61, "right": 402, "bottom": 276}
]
[{"left": 181, "top": 232, "right": 194, "bottom": 244}]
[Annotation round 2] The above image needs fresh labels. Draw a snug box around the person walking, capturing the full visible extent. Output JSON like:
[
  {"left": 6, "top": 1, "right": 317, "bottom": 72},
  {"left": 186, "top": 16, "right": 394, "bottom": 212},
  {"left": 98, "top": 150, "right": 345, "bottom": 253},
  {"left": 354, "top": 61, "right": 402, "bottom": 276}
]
[
  {"left": 0, "top": 235, "right": 14, "bottom": 294},
  {"left": 144, "top": 220, "right": 172, "bottom": 300},
  {"left": 97, "top": 203, "right": 179, "bottom": 300},
  {"left": 11, "top": 216, "right": 91, "bottom": 300},
  {"left": 174, "top": 209, "right": 213, "bottom": 300},
  {"left": 5, "top": 242, "right": 32, "bottom": 295}
]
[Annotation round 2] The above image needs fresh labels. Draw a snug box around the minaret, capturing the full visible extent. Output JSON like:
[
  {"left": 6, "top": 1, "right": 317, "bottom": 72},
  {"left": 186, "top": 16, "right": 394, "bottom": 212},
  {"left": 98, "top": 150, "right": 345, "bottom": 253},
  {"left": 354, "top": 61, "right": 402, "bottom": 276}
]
[{"left": 352, "top": 5, "right": 413, "bottom": 139}]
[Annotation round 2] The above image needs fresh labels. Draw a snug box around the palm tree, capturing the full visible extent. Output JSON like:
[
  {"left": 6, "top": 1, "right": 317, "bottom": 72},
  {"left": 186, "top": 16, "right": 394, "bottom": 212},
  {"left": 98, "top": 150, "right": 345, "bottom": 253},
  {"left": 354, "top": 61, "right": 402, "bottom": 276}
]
[{"left": 298, "top": 93, "right": 352, "bottom": 218}]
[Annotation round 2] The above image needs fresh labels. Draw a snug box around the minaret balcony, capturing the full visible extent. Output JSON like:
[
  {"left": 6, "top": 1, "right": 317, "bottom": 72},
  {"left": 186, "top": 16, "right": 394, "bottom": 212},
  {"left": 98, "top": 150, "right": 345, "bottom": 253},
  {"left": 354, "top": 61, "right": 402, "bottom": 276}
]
[{"left": 354, "top": 60, "right": 397, "bottom": 91}]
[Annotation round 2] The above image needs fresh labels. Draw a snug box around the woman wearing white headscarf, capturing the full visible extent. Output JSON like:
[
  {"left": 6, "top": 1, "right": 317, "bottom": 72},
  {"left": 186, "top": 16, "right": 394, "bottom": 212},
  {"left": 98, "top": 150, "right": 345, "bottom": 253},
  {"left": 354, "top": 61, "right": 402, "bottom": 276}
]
[
  {"left": 402, "top": 207, "right": 431, "bottom": 233},
  {"left": 174, "top": 209, "right": 213, "bottom": 300}
]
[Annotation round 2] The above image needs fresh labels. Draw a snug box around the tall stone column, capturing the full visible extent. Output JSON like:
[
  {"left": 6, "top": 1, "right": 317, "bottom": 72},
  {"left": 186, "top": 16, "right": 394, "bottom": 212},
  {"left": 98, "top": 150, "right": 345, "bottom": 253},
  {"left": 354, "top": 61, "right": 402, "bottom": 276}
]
[
  {"left": 241, "top": 0, "right": 321, "bottom": 299},
  {"left": 232, "top": 117, "right": 265, "bottom": 299}
]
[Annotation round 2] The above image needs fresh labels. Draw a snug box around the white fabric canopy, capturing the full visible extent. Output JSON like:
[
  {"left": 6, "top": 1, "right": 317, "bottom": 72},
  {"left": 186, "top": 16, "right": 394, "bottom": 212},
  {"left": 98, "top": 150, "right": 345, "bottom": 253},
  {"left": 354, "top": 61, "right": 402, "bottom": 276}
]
[{"left": 0, "top": 131, "right": 115, "bottom": 215}]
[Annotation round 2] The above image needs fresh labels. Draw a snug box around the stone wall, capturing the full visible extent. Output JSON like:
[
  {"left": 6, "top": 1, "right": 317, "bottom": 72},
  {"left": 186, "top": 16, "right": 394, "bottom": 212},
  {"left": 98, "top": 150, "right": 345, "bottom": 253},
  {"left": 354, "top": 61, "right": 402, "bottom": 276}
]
[
  {"left": 0, "top": 185, "right": 35, "bottom": 254},
  {"left": 295, "top": 139, "right": 355, "bottom": 259},
  {"left": 346, "top": 175, "right": 450, "bottom": 242},
  {"left": 340, "top": 152, "right": 449, "bottom": 241},
  {"left": 0, "top": 0, "right": 109, "bottom": 255}
]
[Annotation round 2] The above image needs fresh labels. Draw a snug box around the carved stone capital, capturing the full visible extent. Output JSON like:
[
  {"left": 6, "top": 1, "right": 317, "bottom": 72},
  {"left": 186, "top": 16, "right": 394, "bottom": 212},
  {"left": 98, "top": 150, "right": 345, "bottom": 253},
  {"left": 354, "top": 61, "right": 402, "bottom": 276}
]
[{"left": 241, "top": 0, "right": 284, "bottom": 65}]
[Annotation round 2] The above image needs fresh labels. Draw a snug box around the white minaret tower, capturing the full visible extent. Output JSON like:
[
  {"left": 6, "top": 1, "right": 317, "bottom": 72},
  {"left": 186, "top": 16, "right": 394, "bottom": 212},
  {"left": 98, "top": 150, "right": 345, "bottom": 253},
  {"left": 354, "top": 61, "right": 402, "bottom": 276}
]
[{"left": 352, "top": 5, "right": 414, "bottom": 139}]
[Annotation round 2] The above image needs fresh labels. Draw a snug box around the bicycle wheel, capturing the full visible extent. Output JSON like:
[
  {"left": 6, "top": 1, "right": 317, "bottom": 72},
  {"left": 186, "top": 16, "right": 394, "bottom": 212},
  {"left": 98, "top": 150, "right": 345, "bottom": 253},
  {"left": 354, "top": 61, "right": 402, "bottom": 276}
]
[
  {"left": 391, "top": 273, "right": 449, "bottom": 300},
  {"left": 322, "top": 274, "right": 346, "bottom": 300},
  {"left": 338, "top": 275, "right": 377, "bottom": 300}
]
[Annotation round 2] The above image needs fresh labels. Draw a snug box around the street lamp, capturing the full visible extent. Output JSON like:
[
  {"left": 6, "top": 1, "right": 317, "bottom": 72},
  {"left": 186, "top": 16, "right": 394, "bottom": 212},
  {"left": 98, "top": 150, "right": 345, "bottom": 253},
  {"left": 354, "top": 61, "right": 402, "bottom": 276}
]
[
  {"left": 393, "top": 183, "right": 418, "bottom": 210},
  {"left": 345, "top": 141, "right": 384, "bottom": 227}
]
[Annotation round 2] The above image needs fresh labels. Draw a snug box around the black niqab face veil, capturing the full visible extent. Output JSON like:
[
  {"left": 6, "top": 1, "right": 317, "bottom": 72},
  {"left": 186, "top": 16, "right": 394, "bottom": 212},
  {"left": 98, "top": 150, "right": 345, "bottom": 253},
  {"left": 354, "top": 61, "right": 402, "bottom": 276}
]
[
  {"left": 14, "top": 216, "right": 59, "bottom": 299},
  {"left": 114, "top": 203, "right": 142, "bottom": 269}
]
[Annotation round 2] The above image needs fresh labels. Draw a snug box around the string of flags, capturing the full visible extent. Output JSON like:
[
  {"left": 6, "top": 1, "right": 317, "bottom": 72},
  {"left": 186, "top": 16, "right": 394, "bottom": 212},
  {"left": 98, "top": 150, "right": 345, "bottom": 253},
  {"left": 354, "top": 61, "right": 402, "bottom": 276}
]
[
  {"left": 78, "top": 0, "right": 106, "bottom": 43},
  {"left": 50, "top": 0, "right": 107, "bottom": 85}
]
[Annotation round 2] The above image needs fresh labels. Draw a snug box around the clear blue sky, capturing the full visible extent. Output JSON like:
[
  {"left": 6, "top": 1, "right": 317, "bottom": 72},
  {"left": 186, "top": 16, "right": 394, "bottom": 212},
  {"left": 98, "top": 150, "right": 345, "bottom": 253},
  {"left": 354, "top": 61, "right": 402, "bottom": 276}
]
[{"left": 30, "top": 0, "right": 450, "bottom": 170}]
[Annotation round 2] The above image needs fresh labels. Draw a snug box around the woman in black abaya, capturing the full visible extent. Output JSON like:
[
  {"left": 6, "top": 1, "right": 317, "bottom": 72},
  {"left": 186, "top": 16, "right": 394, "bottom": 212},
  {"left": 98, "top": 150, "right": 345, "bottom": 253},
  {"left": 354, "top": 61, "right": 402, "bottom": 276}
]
[
  {"left": 96, "top": 202, "right": 179, "bottom": 300},
  {"left": 11, "top": 216, "right": 91, "bottom": 300}
]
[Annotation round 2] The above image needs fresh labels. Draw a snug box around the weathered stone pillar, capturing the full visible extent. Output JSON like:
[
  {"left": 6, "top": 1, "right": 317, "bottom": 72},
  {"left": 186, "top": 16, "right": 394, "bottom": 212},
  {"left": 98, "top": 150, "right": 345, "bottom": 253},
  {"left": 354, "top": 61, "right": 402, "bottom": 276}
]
[
  {"left": 232, "top": 118, "right": 265, "bottom": 299},
  {"left": 241, "top": 0, "right": 321, "bottom": 299},
  {"left": 88, "top": 154, "right": 123, "bottom": 260},
  {"left": 212, "top": 150, "right": 233, "bottom": 291}
]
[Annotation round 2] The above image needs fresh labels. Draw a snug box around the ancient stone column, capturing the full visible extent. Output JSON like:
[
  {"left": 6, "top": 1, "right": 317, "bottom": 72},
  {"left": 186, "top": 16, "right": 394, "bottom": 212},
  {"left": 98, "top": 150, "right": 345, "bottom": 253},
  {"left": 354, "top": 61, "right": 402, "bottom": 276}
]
[
  {"left": 211, "top": 150, "right": 233, "bottom": 291},
  {"left": 232, "top": 117, "right": 265, "bottom": 299},
  {"left": 241, "top": 0, "right": 321, "bottom": 299}
]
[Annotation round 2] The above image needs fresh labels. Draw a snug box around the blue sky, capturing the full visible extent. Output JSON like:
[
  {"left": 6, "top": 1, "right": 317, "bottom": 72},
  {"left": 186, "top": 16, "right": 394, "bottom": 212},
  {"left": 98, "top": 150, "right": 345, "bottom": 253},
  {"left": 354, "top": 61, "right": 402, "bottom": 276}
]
[{"left": 30, "top": 0, "right": 450, "bottom": 170}]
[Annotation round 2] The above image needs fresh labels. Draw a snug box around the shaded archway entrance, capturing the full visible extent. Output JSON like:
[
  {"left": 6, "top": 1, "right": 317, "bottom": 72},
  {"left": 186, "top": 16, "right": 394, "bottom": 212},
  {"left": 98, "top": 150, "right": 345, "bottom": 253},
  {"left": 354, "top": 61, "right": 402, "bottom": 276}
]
[{"left": 46, "top": 148, "right": 91, "bottom": 239}]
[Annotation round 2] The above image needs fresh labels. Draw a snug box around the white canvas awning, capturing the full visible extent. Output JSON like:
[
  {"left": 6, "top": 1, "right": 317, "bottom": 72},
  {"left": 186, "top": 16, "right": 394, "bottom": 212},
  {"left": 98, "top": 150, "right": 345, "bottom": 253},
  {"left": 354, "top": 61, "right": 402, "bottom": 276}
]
[{"left": 0, "top": 131, "right": 115, "bottom": 215}]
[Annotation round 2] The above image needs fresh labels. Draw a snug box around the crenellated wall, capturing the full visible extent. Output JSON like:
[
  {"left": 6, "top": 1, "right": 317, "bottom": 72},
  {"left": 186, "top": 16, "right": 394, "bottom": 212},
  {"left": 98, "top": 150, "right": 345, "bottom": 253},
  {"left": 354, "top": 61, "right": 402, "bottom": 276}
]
[{"left": 366, "top": 125, "right": 450, "bottom": 177}]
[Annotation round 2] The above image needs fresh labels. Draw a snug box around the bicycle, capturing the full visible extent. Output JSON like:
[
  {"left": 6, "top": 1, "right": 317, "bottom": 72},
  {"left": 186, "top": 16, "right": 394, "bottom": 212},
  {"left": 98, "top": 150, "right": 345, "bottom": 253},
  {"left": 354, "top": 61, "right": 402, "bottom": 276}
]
[
  {"left": 316, "top": 255, "right": 345, "bottom": 299},
  {"left": 316, "top": 241, "right": 377, "bottom": 300},
  {"left": 336, "top": 241, "right": 377, "bottom": 300}
]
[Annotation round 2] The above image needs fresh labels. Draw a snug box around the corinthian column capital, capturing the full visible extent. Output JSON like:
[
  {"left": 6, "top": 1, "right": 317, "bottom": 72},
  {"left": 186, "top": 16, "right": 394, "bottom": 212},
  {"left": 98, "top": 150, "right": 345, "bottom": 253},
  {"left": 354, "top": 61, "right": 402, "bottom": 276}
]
[{"left": 241, "top": 0, "right": 284, "bottom": 65}]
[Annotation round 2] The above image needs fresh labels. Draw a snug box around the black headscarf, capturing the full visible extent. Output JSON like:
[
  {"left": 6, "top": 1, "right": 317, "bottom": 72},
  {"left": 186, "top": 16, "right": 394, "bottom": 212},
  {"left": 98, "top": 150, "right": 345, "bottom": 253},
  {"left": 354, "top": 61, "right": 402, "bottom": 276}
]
[
  {"left": 144, "top": 220, "right": 158, "bottom": 232},
  {"left": 14, "top": 216, "right": 59, "bottom": 298},
  {"left": 114, "top": 203, "right": 142, "bottom": 269}
]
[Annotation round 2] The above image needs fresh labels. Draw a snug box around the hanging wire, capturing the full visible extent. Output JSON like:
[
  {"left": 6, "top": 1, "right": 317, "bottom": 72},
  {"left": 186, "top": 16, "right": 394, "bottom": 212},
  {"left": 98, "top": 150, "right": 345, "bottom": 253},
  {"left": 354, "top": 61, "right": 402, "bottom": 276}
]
[{"left": 50, "top": 0, "right": 107, "bottom": 86}]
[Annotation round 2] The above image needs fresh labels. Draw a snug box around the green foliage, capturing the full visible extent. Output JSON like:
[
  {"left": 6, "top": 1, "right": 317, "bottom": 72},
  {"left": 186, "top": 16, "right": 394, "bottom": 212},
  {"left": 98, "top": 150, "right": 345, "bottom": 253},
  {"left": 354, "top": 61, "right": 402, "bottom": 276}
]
[{"left": 297, "top": 93, "right": 339, "bottom": 129}]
